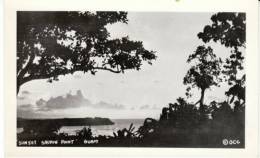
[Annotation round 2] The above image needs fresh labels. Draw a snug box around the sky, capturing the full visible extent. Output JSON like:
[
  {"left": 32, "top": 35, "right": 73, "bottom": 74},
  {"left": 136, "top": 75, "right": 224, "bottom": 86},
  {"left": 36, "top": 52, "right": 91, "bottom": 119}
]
[{"left": 17, "top": 12, "right": 234, "bottom": 119}]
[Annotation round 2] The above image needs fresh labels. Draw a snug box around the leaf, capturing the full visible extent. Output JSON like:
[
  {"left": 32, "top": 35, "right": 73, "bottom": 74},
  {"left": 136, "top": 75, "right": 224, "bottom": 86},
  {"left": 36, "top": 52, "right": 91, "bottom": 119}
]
[{"left": 17, "top": 11, "right": 157, "bottom": 91}]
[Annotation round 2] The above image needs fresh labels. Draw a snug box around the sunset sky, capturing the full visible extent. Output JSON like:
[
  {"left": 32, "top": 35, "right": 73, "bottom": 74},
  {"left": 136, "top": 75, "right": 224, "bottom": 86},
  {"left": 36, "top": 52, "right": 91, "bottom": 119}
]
[{"left": 17, "top": 12, "right": 234, "bottom": 119}]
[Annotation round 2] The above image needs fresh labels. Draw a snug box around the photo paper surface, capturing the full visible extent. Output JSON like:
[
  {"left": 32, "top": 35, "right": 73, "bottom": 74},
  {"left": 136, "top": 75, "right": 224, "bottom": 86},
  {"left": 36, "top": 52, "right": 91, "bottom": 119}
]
[
  {"left": 16, "top": 11, "right": 245, "bottom": 148},
  {"left": 4, "top": 0, "right": 259, "bottom": 157}
]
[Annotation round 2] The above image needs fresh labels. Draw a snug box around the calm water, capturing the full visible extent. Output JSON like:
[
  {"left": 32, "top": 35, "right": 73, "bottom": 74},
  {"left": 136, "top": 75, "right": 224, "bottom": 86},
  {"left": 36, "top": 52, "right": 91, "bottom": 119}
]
[{"left": 18, "top": 119, "right": 144, "bottom": 137}]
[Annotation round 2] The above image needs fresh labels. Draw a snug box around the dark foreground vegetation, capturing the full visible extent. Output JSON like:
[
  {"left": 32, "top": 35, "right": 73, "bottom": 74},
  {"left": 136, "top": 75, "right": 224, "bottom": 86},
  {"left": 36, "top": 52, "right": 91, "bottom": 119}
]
[
  {"left": 17, "top": 12, "right": 245, "bottom": 148},
  {"left": 17, "top": 100, "right": 244, "bottom": 147}
]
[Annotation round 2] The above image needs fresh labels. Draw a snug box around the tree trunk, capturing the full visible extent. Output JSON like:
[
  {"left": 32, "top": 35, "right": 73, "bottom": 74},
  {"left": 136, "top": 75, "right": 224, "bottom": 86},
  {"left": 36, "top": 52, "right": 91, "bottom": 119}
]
[
  {"left": 17, "top": 53, "right": 36, "bottom": 95},
  {"left": 17, "top": 76, "right": 32, "bottom": 95},
  {"left": 17, "top": 84, "right": 20, "bottom": 95},
  {"left": 17, "top": 78, "right": 21, "bottom": 95},
  {"left": 199, "top": 88, "right": 205, "bottom": 114}
]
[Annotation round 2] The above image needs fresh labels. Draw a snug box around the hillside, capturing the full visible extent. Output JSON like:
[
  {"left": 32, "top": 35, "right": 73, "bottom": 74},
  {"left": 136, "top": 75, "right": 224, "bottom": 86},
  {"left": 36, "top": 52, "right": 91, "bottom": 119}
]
[{"left": 17, "top": 117, "right": 114, "bottom": 128}]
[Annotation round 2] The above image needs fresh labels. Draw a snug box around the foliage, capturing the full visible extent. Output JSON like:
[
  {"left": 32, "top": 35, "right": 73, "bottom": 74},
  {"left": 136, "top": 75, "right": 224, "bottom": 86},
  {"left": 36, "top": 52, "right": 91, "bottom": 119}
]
[
  {"left": 20, "top": 121, "right": 62, "bottom": 137},
  {"left": 113, "top": 123, "right": 137, "bottom": 139},
  {"left": 198, "top": 13, "right": 245, "bottom": 48},
  {"left": 137, "top": 118, "right": 159, "bottom": 138},
  {"left": 183, "top": 45, "right": 222, "bottom": 113},
  {"left": 77, "top": 127, "right": 93, "bottom": 139},
  {"left": 159, "top": 98, "right": 200, "bottom": 128},
  {"left": 210, "top": 101, "right": 245, "bottom": 137},
  {"left": 225, "top": 75, "right": 245, "bottom": 105},
  {"left": 112, "top": 12, "right": 246, "bottom": 146},
  {"left": 17, "top": 11, "right": 156, "bottom": 94},
  {"left": 17, "top": 98, "right": 245, "bottom": 147},
  {"left": 135, "top": 97, "right": 244, "bottom": 147},
  {"left": 198, "top": 12, "right": 246, "bottom": 105}
]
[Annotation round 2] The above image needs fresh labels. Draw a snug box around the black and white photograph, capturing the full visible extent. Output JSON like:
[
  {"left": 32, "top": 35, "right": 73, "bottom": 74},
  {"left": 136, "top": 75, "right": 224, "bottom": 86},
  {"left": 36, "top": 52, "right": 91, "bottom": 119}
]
[{"left": 16, "top": 11, "right": 246, "bottom": 148}]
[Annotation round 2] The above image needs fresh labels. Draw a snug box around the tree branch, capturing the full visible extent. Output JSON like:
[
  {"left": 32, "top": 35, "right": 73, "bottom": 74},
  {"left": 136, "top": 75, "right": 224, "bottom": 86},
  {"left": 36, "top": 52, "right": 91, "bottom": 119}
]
[
  {"left": 194, "top": 100, "right": 200, "bottom": 106},
  {"left": 17, "top": 52, "right": 36, "bottom": 94},
  {"left": 93, "top": 67, "right": 121, "bottom": 73},
  {"left": 19, "top": 66, "right": 121, "bottom": 91},
  {"left": 17, "top": 52, "right": 35, "bottom": 80},
  {"left": 20, "top": 73, "right": 53, "bottom": 86}
]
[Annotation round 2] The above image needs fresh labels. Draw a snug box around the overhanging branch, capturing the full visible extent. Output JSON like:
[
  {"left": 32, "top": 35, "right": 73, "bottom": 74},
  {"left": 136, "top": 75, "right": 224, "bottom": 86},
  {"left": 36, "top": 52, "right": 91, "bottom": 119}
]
[
  {"left": 93, "top": 67, "right": 121, "bottom": 73},
  {"left": 17, "top": 52, "right": 35, "bottom": 80}
]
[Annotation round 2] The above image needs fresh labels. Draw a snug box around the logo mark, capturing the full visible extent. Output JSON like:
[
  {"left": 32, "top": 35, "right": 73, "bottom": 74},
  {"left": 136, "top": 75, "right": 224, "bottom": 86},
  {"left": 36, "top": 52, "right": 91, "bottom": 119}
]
[{"left": 222, "top": 139, "right": 240, "bottom": 146}]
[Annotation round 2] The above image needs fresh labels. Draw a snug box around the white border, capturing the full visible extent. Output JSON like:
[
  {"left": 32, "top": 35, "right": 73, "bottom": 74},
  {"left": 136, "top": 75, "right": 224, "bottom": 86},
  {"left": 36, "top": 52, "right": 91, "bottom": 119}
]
[
  {"left": 4, "top": 0, "right": 259, "bottom": 157},
  {"left": 0, "top": 0, "right": 4, "bottom": 157}
]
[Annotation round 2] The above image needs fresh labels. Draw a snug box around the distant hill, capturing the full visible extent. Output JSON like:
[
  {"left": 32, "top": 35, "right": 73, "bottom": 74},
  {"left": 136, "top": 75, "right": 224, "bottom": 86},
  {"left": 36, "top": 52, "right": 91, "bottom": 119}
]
[{"left": 17, "top": 117, "right": 114, "bottom": 128}]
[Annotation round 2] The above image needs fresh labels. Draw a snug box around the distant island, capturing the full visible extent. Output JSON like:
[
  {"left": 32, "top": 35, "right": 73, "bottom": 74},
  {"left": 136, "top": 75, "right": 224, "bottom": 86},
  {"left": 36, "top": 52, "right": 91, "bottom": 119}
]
[{"left": 17, "top": 117, "right": 114, "bottom": 128}]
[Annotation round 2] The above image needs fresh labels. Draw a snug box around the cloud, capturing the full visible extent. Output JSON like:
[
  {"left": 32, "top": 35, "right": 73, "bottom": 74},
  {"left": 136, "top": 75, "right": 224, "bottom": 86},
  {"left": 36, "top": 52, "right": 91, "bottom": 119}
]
[
  {"left": 140, "top": 104, "right": 150, "bottom": 110},
  {"left": 18, "top": 96, "right": 26, "bottom": 100},
  {"left": 17, "top": 104, "right": 47, "bottom": 118},
  {"left": 17, "top": 90, "right": 32, "bottom": 105},
  {"left": 17, "top": 108, "right": 38, "bottom": 118},
  {"left": 18, "top": 104, "right": 34, "bottom": 110},
  {"left": 36, "top": 90, "right": 91, "bottom": 111},
  {"left": 18, "top": 90, "right": 31, "bottom": 100},
  {"left": 18, "top": 90, "right": 126, "bottom": 116},
  {"left": 21, "top": 90, "right": 30, "bottom": 95},
  {"left": 151, "top": 105, "right": 161, "bottom": 110},
  {"left": 93, "top": 101, "right": 125, "bottom": 110},
  {"left": 139, "top": 104, "right": 160, "bottom": 110},
  {"left": 73, "top": 74, "right": 82, "bottom": 79}
]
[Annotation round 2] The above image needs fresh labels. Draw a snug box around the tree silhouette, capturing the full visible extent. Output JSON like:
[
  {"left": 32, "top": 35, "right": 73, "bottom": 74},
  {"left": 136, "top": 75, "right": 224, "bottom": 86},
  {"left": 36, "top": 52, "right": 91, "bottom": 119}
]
[
  {"left": 17, "top": 11, "right": 156, "bottom": 94},
  {"left": 198, "top": 12, "right": 245, "bottom": 105},
  {"left": 159, "top": 98, "right": 200, "bottom": 129},
  {"left": 183, "top": 45, "right": 222, "bottom": 113}
]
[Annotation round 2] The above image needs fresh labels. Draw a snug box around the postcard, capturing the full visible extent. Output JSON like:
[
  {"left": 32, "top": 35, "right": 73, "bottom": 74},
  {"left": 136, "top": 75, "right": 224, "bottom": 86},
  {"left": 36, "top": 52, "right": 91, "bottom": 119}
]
[{"left": 4, "top": 0, "right": 259, "bottom": 157}]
